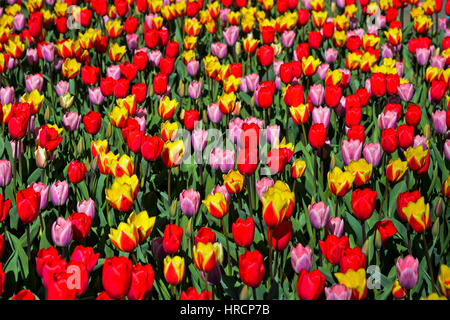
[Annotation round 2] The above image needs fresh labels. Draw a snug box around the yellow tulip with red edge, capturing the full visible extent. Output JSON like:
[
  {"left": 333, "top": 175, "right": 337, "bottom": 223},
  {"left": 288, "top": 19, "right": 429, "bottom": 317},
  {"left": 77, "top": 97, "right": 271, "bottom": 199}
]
[
  {"left": 158, "top": 96, "right": 178, "bottom": 120},
  {"left": 127, "top": 210, "right": 156, "bottom": 243},
  {"left": 109, "top": 221, "right": 139, "bottom": 252},
  {"left": 164, "top": 256, "right": 185, "bottom": 285},
  {"left": 109, "top": 105, "right": 129, "bottom": 128},
  {"left": 386, "top": 158, "right": 408, "bottom": 183},
  {"left": 62, "top": 58, "right": 81, "bottom": 79},
  {"left": 2, "top": 103, "right": 12, "bottom": 123},
  {"left": 362, "top": 33, "right": 380, "bottom": 51},
  {"left": 335, "top": 268, "right": 368, "bottom": 300},
  {"left": 105, "top": 174, "right": 139, "bottom": 212},
  {"left": 438, "top": 264, "right": 450, "bottom": 298},
  {"left": 203, "top": 192, "right": 229, "bottom": 219},
  {"left": 161, "top": 139, "right": 184, "bottom": 168},
  {"left": 218, "top": 92, "right": 236, "bottom": 115},
  {"left": 109, "top": 42, "right": 126, "bottom": 62},
  {"left": 98, "top": 151, "right": 119, "bottom": 175},
  {"left": 261, "top": 181, "right": 295, "bottom": 228},
  {"left": 161, "top": 121, "right": 179, "bottom": 142},
  {"left": 223, "top": 75, "right": 241, "bottom": 94},
  {"left": 91, "top": 139, "right": 109, "bottom": 159},
  {"left": 385, "top": 28, "right": 402, "bottom": 46},
  {"left": 404, "top": 145, "right": 428, "bottom": 172},
  {"left": 345, "top": 159, "right": 372, "bottom": 187},
  {"left": 4, "top": 34, "right": 24, "bottom": 59},
  {"left": 328, "top": 167, "right": 355, "bottom": 197},
  {"left": 302, "top": 56, "right": 321, "bottom": 77},
  {"left": 223, "top": 170, "right": 245, "bottom": 194},
  {"left": 312, "top": 10, "right": 328, "bottom": 28},
  {"left": 106, "top": 19, "right": 122, "bottom": 38},
  {"left": 21, "top": 90, "right": 44, "bottom": 114},
  {"left": 110, "top": 154, "right": 135, "bottom": 178},
  {"left": 117, "top": 95, "right": 137, "bottom": 117},
  {"left": 402, "top": 197, "right": 430, "bottom": 233},
  {"left": 392, "top": 279, "right": 407, "bottom": 299},
  {"left": 56, "top": 39, "right": 74, "bottom": 58},
  {"left": 192, "top": 242, "right": 222, "bottom": 273},
  {"left": 243, "top": 36, "right": 259, "bottom": 53},
  {"left": 291, "top": 159, "right": 306, "bottom": 179},
  {"left": 334, "top": 14, "right": 349, "bottom": 31},
  {"left": 333, "top": 30, "right": 347, "bottom": 47},
  {"left": 442, "top": 175, "right": 450, "bottom": 198},
  {"left": 289, "top": 104, "right": 309, "bottom": 125}
]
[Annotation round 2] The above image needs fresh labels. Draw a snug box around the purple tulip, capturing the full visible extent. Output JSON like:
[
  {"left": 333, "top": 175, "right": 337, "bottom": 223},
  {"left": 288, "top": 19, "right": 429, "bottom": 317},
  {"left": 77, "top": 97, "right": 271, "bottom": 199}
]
[
  {"left": 77, "top": 198, "right": 96, "bottom": 221},
  {"left": 432, "top": 110, "right": 447, "bottom": 134},
  {"left": 324, "top": 49, "right": 338, "bottom": 64},
  {"left": 151, "top": 237, "right": 167, "bottom": 260},
  {"left": 256, "top": 177, "right": 274, "bottom": 200},
  {"left": 245, "top": 73, "right": 260, "bottom": 92},
  {"left": 308, "top": 202, "right": 330, "bottom": 229},
  {"left": 381, "top": 43, "right": 394, "bottom": 59},
  {"left": 52, "top": 217, "right": 73, "bottom": 247},
  {"left": 430, "top": 56, "right": 446, "bottom": 69},
  {"left": 41, "top": 42, "right": 55, "bottom": 62},
  {"left": 200, "top": 262, "right": 222, "bottom": 285},
  {"left": 50, "top": 180, "right": 69, "bottom": 207},
  {"left": 444, "top": 140, "right": 450, "bottom": 160},
  {"left": 336, "top": 0, "right": 345, "bottom": 8},
  {"left": 290, "top": 244, "right": 313, "bottom": 273},
  {"left": 312, "top": 106, "right": 331, "bottom": 129},
  {"left": 317, "top": 63, "right": 330, "bottom": 80},
  {"left": 281, "top": 30, "right": 296, "bottom": 48},
  {"left": 126, "top": 33, "right": 138, "bottom": 50},
  {"left": 89, "top": 87, "right": 104, "bottom": 105},
  {"left": 266, "top": 124, "right": 280, "bottom": 145},
  {"left": 207, "top": 103, "right": 223, "bottom": 123},
  {"left": 228, "top": 117, "right": 244, "bottom": 144},
  {"left": 106, "top": 65, "right": 121, "bottom": 80},
  {"left": 0, "top": 160, "right": 12, "bottom": 187},
  {"left": 326, "top": 217, "right": 344, "bottom": 238},
  {"left": 325, "top": 284, "right": 352, "bottom": 300},
  {"left": 187, "top": 60, "right": 199, "bottom": 77},
  {"left": 342, "top": 139, "right": 363, "bottom": 165},
  {"left": 0, "top": 87, "right": 14, "bottom": 105},
  {"left": 416, "top": 48, "right": 431, "bottom": 66},
  {"left": 223, "top": 26, "right": 239, "bottom": 46},
  {"left": 210, "top": 148, "right": 235, "bottom": 173},
  {"left": 211, "top": 42, "right": 227, "bottom": 59},
  {"left": 239, "top": 77, "right": 248, "bottom": 93},
  {"left": 220, "top": 8, "right": 230, "bottom": 22},
  {"left": 148, "top": 50, "right": 162, "bottom": 67},
  {"left": 56, "top": 81, "right": 70, "bottom": 97},
  {"left": 363, "top": 143, "right": 382, "bottom": 167},
  {"left": 192, "top": 129, "right": 208, "bottom": 152},
  {"left": 13, "top": 13, "right": 25, "bottom": 32},
  {"left": 26, "top": 48, "right": 38, "bottom": 65},
  {"left": 438, "top": 18, "right": 447, "bottom": 31},
  {"left": 397, "top": 83, "right": 413, "bottom": 102},
  {"left": 54, "top": 57, "right": 63, "bottom": 70},
  {"left": 179, "top": 188, "right": 201, "bottom": 217},
  {"left": 413, "top": 135, "right": 428, "bottom": 151},
  {"left": 310, "top": 84, "right": 324, "bottom": 106},
  {"left": 188, "top": 81, "right": 202, "bottom": 99},
  {"left": 396, "top": 255, "right": 419, "bottom": 290},
  {"left": 396, "top": 61, "right": 404, "bottom": 77},
  {"left": 62, "top": 112, "right": 81, "bottom": 132},
  {"left": 378, "top": 110, "right": 398, "bottom": 130}
]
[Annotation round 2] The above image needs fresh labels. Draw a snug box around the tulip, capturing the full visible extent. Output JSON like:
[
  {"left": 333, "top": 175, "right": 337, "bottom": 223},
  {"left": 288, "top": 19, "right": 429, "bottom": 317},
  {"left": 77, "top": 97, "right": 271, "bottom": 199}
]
[
  {"left": 68, "top": 212, "right": 91, "bottom": 241},
  {"left": 70, "top": 245, "right": 99, "bottom": 273},
  {"left": 312, "top": 107, "right": 331, "bottom": 129},
  {"left": 50, "top": 180, "right": 69, "bottom": 207},
  {"left": 232, "top": 217, "right": 255, "bottom": 248},
  {"left": 109, "top": 222, "right": 139, "bottom": 252},
  {"left": 0, "top": 87, "right": 14, "bottom": 105},
  {"left": 163, "top": 224, "right": 183, "bottom": 255},
  {"left": 261, "top": 181, "right": 295, "bottom": 228},
  {"left": 396, "top": 255, "right": 419, "bottom": 290},
  {"left": 291, "top": 243, "right": 313, "bottom": 273},
  {"left": 187, "top": 60, "right": 199, "bottom": 77},
  {"left": 179, "top": 189, "right": 200, "bottom": 217},
  {"left": 0, "top": 195, "right": 11, "bottom": 223},
  {"left": 375, "top": 220, "right": 398, "bottom": 248},
  {"left": 127, "top": 264, "right": 155, "bottom": 300},
  {"left": 180, "top": 287, "right": 211, "bottom": 300},
  {"left": 432, "top": 110, "right": 447, "bottom": 134},
  {"left": 164, "top": 255, "right": 185, "bottom": 285},
  {"left": 404, "top": 145, "right": 428, "bottom": 172},
  {"left": 51, "top": 217, "right": 73, "bottom": 247},
  {"left": 102, "top": 256, "right": 133, "bottom": 299},
  {"left": 341, "top": 139, "right": 363, "bottom": 165},
  {"left": 296, "top": 269, "right": 326, "bottom": 300},
  {"left": 16, "top": 187, "right": 40, "bottom": 224},
  {"left": 402, "top": 197, "right": 431, "bottom": 233},
  {"left": 392, "top": 279, "right": 407, "bottom": 299},
  {"left": 308, "top": 201, "right": 330, "bottom": 230},
  {"left": 335, "top": 268, "right": 368, "bottom": 300},
  {"left": 239, "top": 250, "right": 265, "bottom": 288},
  {"left": 0, "top": 160, "right": 12, "bottom": 187},
  {"left": 193, "top": 242, "right": 222, "bottom": 273},
  {"left": 363, "top": 143, "right": 382, "bottom": 167},
  {"left": 203, "top": 191, "right": 229, "bottom": 220},
  {"left": 325, "top": 284, "right": 352, "bottom": 300},
  {"left": 340, "top": 246, "right": 366, "bottom": 273},
  {"left": 188, "top": 81, "right": 202, "bottom": 100},
  {"left": 105, "top": 174, "right": 139, "bottom": 212},
  {"left": 386, "top": 158, "right": 408, "bottom": 183},
  {"left": 351, "top": 188, "right": 377, "bottom": 222},
  {"left": 46, "top": 271, "right": 77, "bottom": 300},
  {"left": 11, "top": 289, "right": 36, "bottom": 300},
  {"left": 437, "top": 265, "right": 450, "bottom": 298},
  {"left": 328, "top": 167, "right": 355, "bottom": 197},
  {"left": 223, "top": 170, "right": 245, "bottom": 194},
  {"left": 207, "top": 103, "right": 223, "bottom": 123}
]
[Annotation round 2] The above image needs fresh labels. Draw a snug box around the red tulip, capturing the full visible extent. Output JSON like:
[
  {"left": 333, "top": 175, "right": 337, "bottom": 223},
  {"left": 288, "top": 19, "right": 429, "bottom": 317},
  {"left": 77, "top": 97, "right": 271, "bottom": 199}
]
[
  {"left": 68, "top": 160, "right": 87, "bottom": 184},
  {"left": 141, "top": 135, "right": 164, "bottom": 161},
  {"left": 9, "top": 115, "right": 29, "bottom": 140},
  {"left": 370, "top": 73, "right": 386, "bottom": 97},
  {"left": 194, "top": 227, "right": 216, "bottom": 245},
  {"left": 308, "top": 31, "right": 322, "bottom": 49},
  {"left": 102, "top": 256, "right": 133, "bottom": 299},
  {"left": 261, "top": 26, "right": 275, "bottom": 44},
  {"left": 283, "top": 84, "right": 304, "bottom": 107},
  {"left": 180, "top": 287, "right": 211, "bottom": 300},
  {"left": 325, "top": 85, "right": 342, "bottom": 108},
  {"left": 184, "top": 109, "right": 199, "bottom": 131},
  {"left": 133, "top": 51, "right": 148, "bottom": 71},
  {"left": 380, "top": 128, "right": 398, "bottom": 154},
  {"left": 405, "top": 104, "right": 422, "bottom": 127},
  {"left": 296, "top": 269, "right": 325, "bottom": 300},
  {"left": 132, "top": 83, "right": 147, "bottom": 104},
  {"left": 319, "top": 234, "right": 349, "bottom": 265},
  {"left": 68, "top": 212, "right": 91, "bottom": 241},
  {"left": 16, "top": 187, "right": 41, "bottom": 224},
  {"left": 0, "top": 194, "right": 11, "bottom": 223},
  {"left": 160, "top": 57, "right": 175, "bottom": 75},
  {"left": 268, "top": 219, "right": 292, "bottom": 251},
  {"left": 347, "top": 124, "right": 366, "bottom": 143},
  {"left": 127, "top": 264, "right": 155, "bottom": 300},
  {"left": 153, "top": 73, "right": 167, "bottom": 95},
  {"left": 83, "top": 111, "right": 102, "bottom": 135},
  {"left": 46, "top": 271, "right": 77, "bottom": 300},
  {"left": 36, "top": 246, "right": 59, "bottom": 277},
  {"left": 100, "top": 76, "right": 116, "bottom": 97},
  {"left": 308, "top": 123, "right": 327, "bottom": 149},
  {"left": 232, "top": 217, "right": 255, "bottom": 248},
  {"left": 397, "top": 124, "right": 414, "bottom": 150},
  {"left": 374, "top": 220, "right": 398, "bottom": 247},
  {"left": 124, "top": 16, "right": 138, "bottom": 34},
  {"left": 11, "top": 289, "right": 36, "bottom": 300},
  {"left": 386, "top": 73, "right": 400, "bottom": 96},
  {"left": 345, "top": 105, "right": 362, "bottom": 127},
  {"left": 163, "top": 224, "right": 183, "bottom": 255},
  {"left": 351, "top": 188, "right": 377, "bottom": 222},
  {"left": 239, "top": 250, "right": 265, "bottom": 288},
  {"left": 256, "top": 45, "right": 275, "bottom": 67},
  {"left": 237, "top": 148, "right": 259, "bottom": 176},
  {"left": 256, "top": 80, "right": 275, "bottom": 109},
  {"left": 120, "top": 62, "right": 138, "bottom": 81},
  {"left": 114, "top": 78, "right": 130, "bottom": 98},
  {"left": 81, "top": 64, "right": 100, "bottom": 86},
  {"left": 340, "top": 246, "right": 366, "bottom": 273}
]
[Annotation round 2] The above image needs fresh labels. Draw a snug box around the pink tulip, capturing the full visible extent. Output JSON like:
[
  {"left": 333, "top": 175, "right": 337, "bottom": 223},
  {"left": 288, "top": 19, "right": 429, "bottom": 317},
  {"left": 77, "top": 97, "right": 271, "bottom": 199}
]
[
  {"left": 25, "top": 73, "right": 44, "bottom": 93},
  {"left": 192, "top": 129, "right": 208, "bottom": 152},
  {"left": 256, "top": 177, "right": 274, "bottom": 200},
  {"left": 77, "top": 198, "right": 96, "bottom": 221},
  {"left": 310, "top": 84, "right": 324, "bottom": 106},
  {"left": 290, "top": 244, "right": 313, "bottom": 273},
  {"left": 106, "top": 65, "right": 121, "bottom": 80},
  {"left": 378, "top": 110, "right": 398, "bottom": 130},
  {"left": 223, "top": 26, "right": 239, "bottom": 46},
  {"left": 312, "top": 106, "right": 331, "bottom": 129},
  {"left": 342, "top": 139, "right": 363, "bottom": 165},
  {"left": 397, "top": 83, "right": 414, "bottom": 102},
  {"left": 363, "top": 143, "right": 382, "bottom": 167},
  {"left": 0, "top": 87, "right": 14, "bottom": 105},
  {"left": 432, "top": 110, "right": 447, "bottom": 134},
  {"left": 0, "top": 160, "right": 12, "bottom": 187},
  {"left": 325, "top": 284, "right": 352, "bottom": 300},
  {"left": 207, "top": 103, "right": 223, "bottom": 123},
  {"left": 89, "top": 87, "right": 104, "bottom": 105},
  {"left": 308, "top": 201, "right": 330, "bottom": 229},
  {"left": 326, "top": 217, "right": 344, "bottom": 238},
  {"left": 281, "top": 30, "right": 296, "bottom": 48},
  {"left": 179, "top": 188, "right": 201, "bottom": 217},
  {"left": 211, "top": 42, "right": 227, "bottom": 59},
  {"left": 188, "top": 81, "right": 202, "bottom": 99},
  {"left": 62, "top": 112, "right": 81, "bottom": 132},
  {"left": 41, "top": 42, "right": 55, "bottom": 62},
  {"left": 50, "top": 180, "right": 69, "bottom": 207},
  {"left": 187, "top": 60, "right": 199, "bottom": 77},
  {"left": 52, "top": 217, "right": 73, "bottom": 247},
  {"left": 396, "top": 255, "right": 419, "bottom": 290}
]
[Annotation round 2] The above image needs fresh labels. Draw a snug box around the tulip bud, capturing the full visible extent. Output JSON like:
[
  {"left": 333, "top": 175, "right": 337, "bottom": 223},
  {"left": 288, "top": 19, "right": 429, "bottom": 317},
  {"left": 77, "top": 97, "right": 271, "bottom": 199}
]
[
  {"left": 77, "top": 137, "right": 83, "bottom": 155},
  {"left": 84, "top": 157, "right": 91, "bottom": 172},
  {"left": 329, "top": 154, "right": 336, "bottom": 171},
  {"left": 250, "top": 97, "right": 255, "bottom": 108},
  {"left": 60, "top": 93, "right": 74, "bottom": 109},
  {"left": 149, "top": 84, "right": 154, "bottom": 96},
  {"left": 203, "top": 110, "right": 208, "bottom": 123},
  {"left": 235, "top": 41, "right": 241, "bottom": 57},
  {"left": 435, "top": 198, "right": 443, "bottom": 217},
  {"left": 424, "top": 124, "right": 431, "bottom": 139},
  {"left": 106, "top": 122, "right": 112, "bottom": 138},
  {"left": 45, "top": 106, "right": 50, "bottom": 122},
  {"left": 179, "top": 109, "right": 185, "bottom": 121},
  {"left": 375, "top": 230, "right": 382, "bottom": 250},
  {"left": 186, "top": 217, "right": 192, "bottom": 238},
  {"left": 331, "top": 2, "right": 337, "bottom": 15},
  {"left": 178, "top": 80, "right": 185, "bottom": 97},
  {"left": 361, "top": 239, "right": 369, "bottom": 256},
  {"left": 432, "top": 218, "right": 440, "bottom": 238},
  {"left": 170, "top": 199, "right": 177, "bottom": 217},
  {"left": 173, "top": 166, "right": 179, "bottom": 176},
  {"left": 91, "top": 156, "right": 98, "bottom": 172},
  {"left": 240, "top": 285, "right": 250, "bottom": 300},
  {"left": 35, "top": 146, "right": 50, "bottom": 168},
  {"left": 434, "top": 48, "right": 440, "bottom": 57}
]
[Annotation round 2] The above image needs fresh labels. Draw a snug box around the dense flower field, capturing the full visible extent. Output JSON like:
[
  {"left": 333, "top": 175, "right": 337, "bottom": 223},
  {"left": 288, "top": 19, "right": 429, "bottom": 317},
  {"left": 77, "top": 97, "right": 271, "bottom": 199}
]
[{"left": 0, "top": 0, "right": 448, "bottom": 301}]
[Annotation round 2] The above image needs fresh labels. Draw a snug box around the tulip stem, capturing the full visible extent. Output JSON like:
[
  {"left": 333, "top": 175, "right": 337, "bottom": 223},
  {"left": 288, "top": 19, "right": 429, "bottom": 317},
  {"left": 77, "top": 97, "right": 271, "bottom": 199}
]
[
  {"left": 268, "top": 227, "right": 273, "bottom": 282},
  {"left": 407, "top": 224, "right": 412, "bottom": 255},
  {"left": 131, "top": 252, "right": 137, "bottom": 265},
  {"left": 361, "top": 221, "right": 366, "bottom": 247},
  {"left": 26, "top": 224, "right": 31, "bottom": 261},
  {"left": 313, "top": 152, "right": 317, "bottom": 194},
  {"left": 168, "top": 168, "right": 171, "bottom": 209},
  {"left": 221, "top": 218, "right": 232, "bottom": 277},
  {"left": 252, "top": 287, "right": 257, "bottom": 300},
  {"left": 335, "top": 196, "right": 339, "bottom": 217},
  {"left": 422, "top": 233, "right": 436, "bottom": 292},
  {"left": 246, "top": 176, "right": 254, "bottom": 217},
  {"left": 301, "top": 123, "right": 307, "bottom": 146},
  {"left": 12, "top": 140, "right": 17, "bottom": 194}
]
